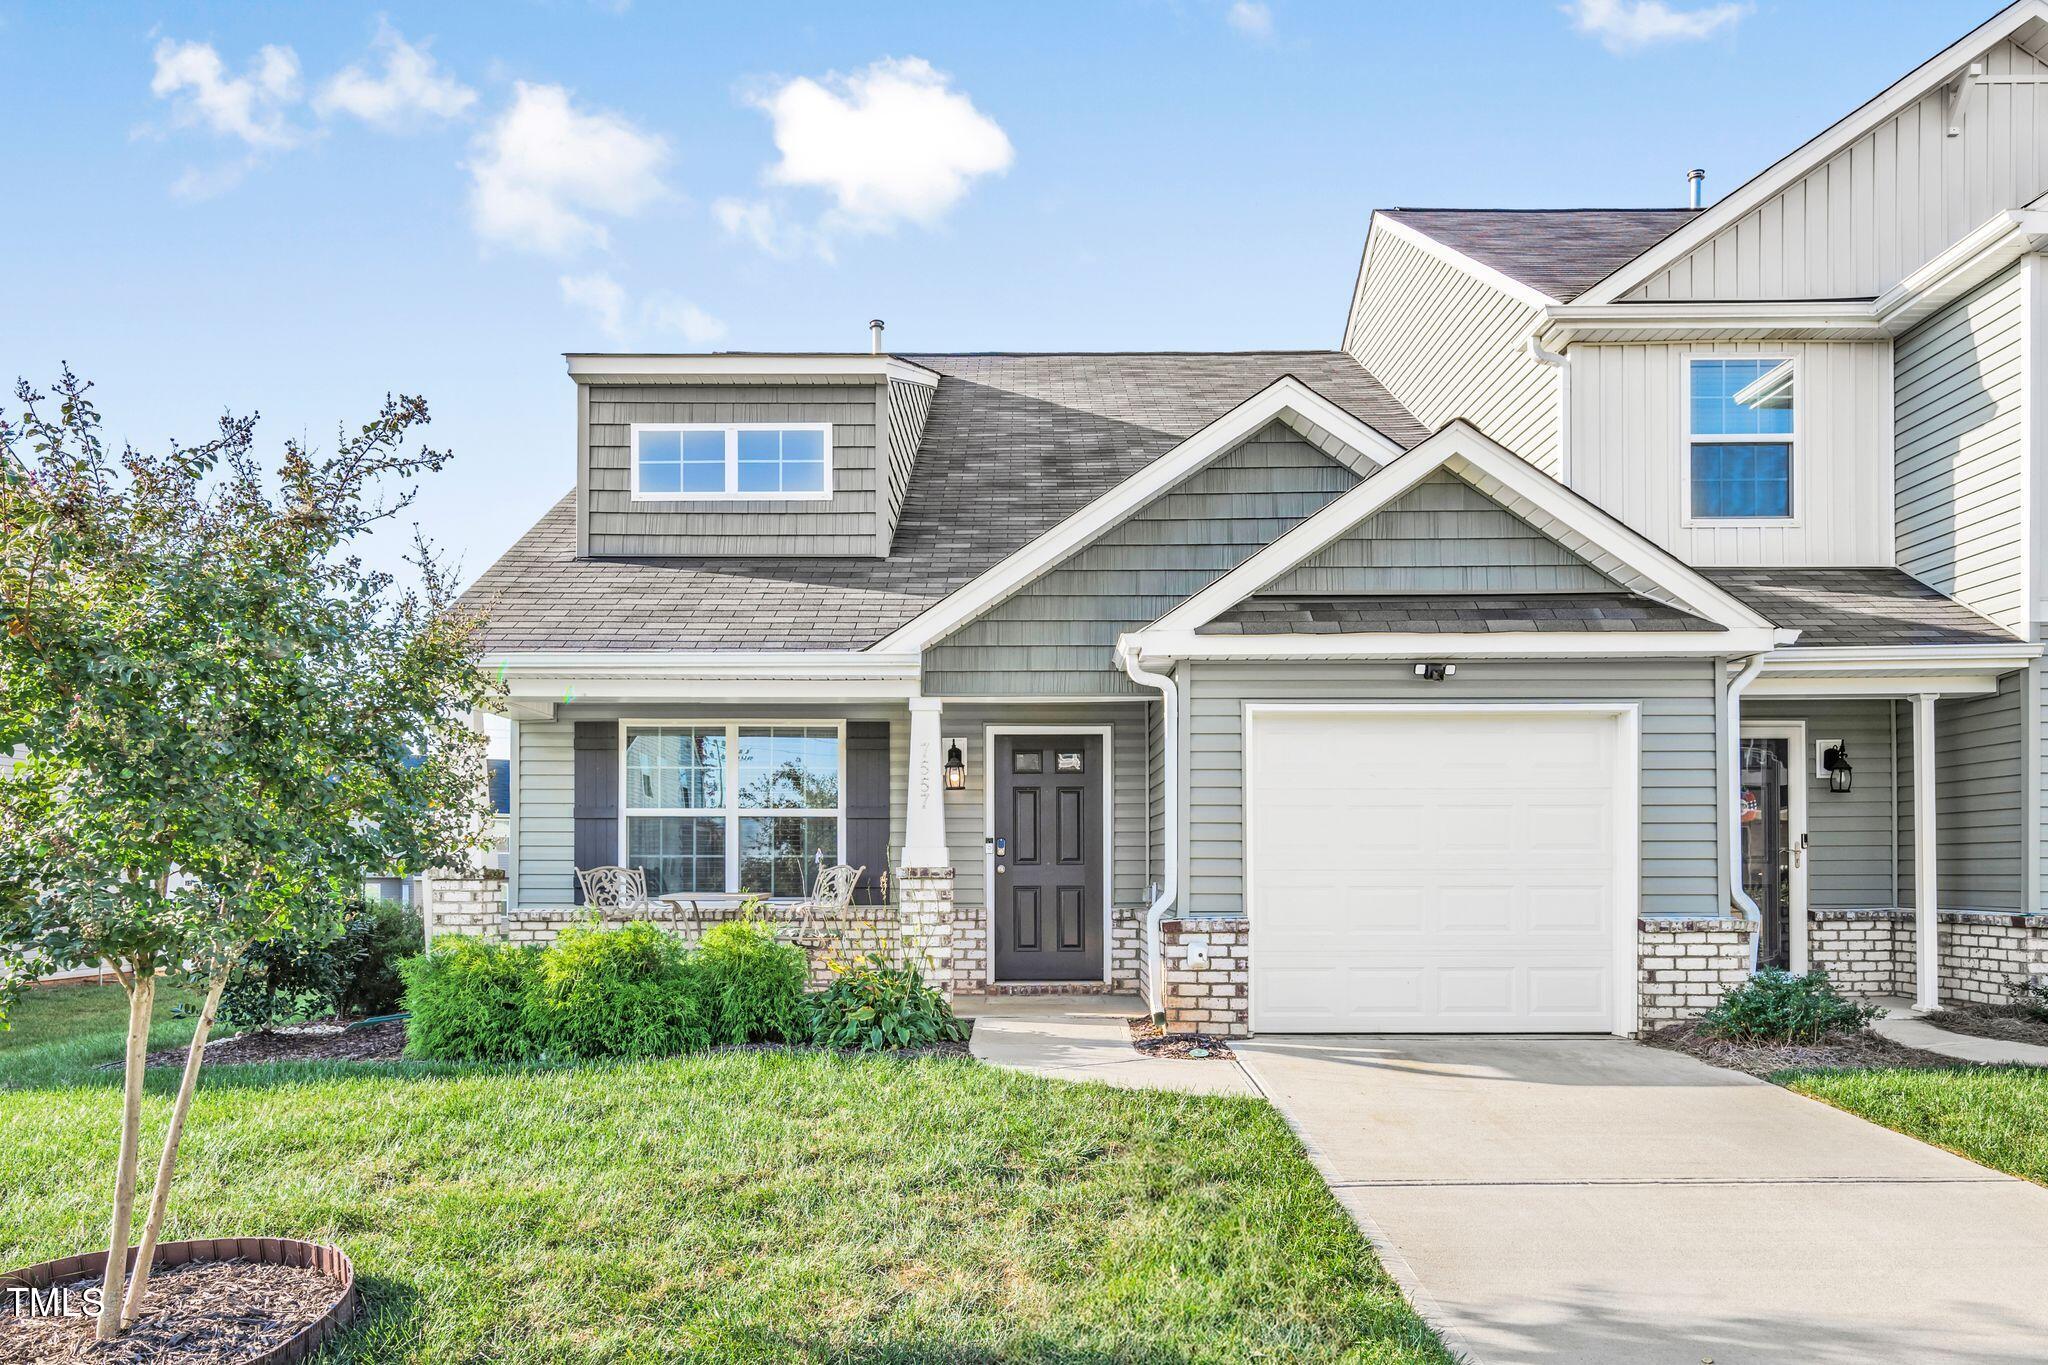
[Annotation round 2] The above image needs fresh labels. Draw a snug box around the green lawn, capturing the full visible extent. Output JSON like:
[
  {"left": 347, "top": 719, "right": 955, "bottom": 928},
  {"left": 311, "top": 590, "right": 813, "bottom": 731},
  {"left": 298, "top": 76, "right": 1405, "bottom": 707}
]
[
  {"left": 1, "top": 986, "right": 1449, "bottom": 1363},
  {"left": 1783, "top": 1066, "right": 2048, "bottom": 1186},
  {"left": 0, "top": 979, "right": 206, "bottom": 1091}
]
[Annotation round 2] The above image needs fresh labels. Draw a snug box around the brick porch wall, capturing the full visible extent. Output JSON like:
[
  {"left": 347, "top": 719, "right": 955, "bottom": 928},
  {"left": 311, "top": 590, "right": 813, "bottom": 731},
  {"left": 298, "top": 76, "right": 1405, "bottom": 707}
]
[
  {"left": 1637, "top": 916, "right": 1758, "bottom": 1028},
  {"left": 1156, "top": 916, "right": 1250, "bottom": 1037},
  {"left": 1810, "top": 908, "right": 2048, "bottom": 1005}
]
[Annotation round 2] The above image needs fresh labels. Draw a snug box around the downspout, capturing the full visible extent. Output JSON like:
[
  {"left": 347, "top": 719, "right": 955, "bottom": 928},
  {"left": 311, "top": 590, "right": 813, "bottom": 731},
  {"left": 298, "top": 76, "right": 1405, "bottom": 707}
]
[
  {"left": 1119, "top": 639, "right": 1177, "bottom": 1017},
  {"left": 1526, "top": 333, "right": 1570, "bottom": 482},
  {"left": 1724, "top": 653, "right": 1769, "bottom": 970}
]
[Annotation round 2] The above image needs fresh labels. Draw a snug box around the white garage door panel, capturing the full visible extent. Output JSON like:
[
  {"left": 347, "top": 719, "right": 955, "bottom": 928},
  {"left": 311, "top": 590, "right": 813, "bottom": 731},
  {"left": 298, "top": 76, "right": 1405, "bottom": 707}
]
[{"left": 1250, "top": 709, "right": 1628, "bottom": 1033}]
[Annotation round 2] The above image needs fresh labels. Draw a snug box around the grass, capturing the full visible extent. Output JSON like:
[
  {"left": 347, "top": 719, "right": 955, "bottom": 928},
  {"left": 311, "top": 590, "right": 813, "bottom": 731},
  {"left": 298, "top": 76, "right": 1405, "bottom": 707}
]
[
  {"left": 1782, "top": 1065, "right": 2048, "bottom": 1186},
  {"left": 1, "top": 986, "right": 1449, "bottom": 1363},
  {"left": 0, "top": 979, "right": 206, "bottom": 1090}
]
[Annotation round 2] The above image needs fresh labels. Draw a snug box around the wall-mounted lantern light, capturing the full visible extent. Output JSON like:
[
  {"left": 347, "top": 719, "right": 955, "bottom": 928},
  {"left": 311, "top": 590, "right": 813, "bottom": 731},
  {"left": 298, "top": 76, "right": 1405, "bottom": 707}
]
[
  {"left": 1821, "top": 741, "right": 1853, "bottom": 794},
  {"left": 943, "top": 740, "right": 967, "bottom": 791}
]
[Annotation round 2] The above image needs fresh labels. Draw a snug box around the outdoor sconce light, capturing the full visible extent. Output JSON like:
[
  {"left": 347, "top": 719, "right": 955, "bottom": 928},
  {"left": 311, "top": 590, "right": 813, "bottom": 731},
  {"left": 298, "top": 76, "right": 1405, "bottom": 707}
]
[
  {"left": 942, "top": 740, "right": 967, "bottom": 791},
  {"left": 1821, "top": 741, "right": 1853, "bottom": 794},
  {"left": 1413, "top": 662, "right": 1456, "bottom": 682}
]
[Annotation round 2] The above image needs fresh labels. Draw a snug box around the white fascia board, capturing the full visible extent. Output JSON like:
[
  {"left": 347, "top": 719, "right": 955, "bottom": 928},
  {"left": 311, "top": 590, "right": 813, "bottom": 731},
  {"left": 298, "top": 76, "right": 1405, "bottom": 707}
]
[
  {"left": 1758, "top": 642, "right": 2040, "bottom": 674},
  {"left": 504, "top": 675, "right": 920, "bottom": 704},
  {"left": 1537, "top": 300, "right": 1885, "bottom": 347},
  {"left": 1746, "top": 674, "right": 2000, "bottom": 698},
  {"left": 866, "top": 376, "right": 1411, "bottom": 654},
  {"left": 1148, "top": 420, "right": 1778, "bottom": 635},
  {"left": 1369, "top": 213, "right": 1560, "bottom": 310},
  {"left": 1125, "top": 626, "right": 1780, "bottom": 663},
  {"left": 1874, "top": 209, "right": 2048, "bottom": 332},
  {"left": 1573, "top": 0, "right": 2048, "bottom": 305},
  {"left": 565, "top": 354, "right": 940, "bottom": 386}
]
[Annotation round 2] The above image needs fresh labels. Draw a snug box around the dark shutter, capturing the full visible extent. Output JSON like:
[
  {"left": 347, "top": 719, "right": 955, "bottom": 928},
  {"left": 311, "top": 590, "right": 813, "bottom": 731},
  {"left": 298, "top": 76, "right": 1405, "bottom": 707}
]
[
  {"left": 572, "top": 722, "right": 620, "bottom": 903},
  {"left": 844, "top": 720, "right": 891, "bottom": 904}
]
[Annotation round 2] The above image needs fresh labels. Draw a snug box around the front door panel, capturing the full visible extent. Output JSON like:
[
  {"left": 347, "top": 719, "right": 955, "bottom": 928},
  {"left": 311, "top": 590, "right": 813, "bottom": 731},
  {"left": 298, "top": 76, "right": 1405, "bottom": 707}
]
[{"left": 994, "top": 734, "right": 1104, "bottom": 981}]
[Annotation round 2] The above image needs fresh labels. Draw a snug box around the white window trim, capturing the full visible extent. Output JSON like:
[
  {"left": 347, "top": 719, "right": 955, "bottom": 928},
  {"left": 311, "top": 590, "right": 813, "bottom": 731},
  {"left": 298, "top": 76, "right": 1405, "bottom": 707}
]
[
  {"left": 1683, "top": 355, "right": 1799, "bottom": 528},
  {"left": 628, "top": 422, "right": 834, "bottom": 502},
  {"left": 617, "top": 719, "right": 846, "bottom": 899}
]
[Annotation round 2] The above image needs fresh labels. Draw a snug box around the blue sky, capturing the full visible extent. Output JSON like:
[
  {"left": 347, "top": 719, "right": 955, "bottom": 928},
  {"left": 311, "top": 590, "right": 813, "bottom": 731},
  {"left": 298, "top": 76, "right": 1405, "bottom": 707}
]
[{"left": 0, "top": 0, "right": 2002, "bottom": 587}]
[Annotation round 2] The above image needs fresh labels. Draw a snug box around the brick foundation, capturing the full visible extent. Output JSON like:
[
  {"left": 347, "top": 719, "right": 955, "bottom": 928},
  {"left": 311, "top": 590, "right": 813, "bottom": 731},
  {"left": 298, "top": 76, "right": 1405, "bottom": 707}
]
[
  {"left": 1809, "top": 908, "right": 2048, "bottom": 1005},
  {"left": 1637, "top": 916, "right": 1758, "bottom": 1028},
  {"left": 1155, "top": 916, "right": 1250, "bottom": 1037},
  {"left": 1110, "top": 906, "right": 1144, "bottom": 992}
]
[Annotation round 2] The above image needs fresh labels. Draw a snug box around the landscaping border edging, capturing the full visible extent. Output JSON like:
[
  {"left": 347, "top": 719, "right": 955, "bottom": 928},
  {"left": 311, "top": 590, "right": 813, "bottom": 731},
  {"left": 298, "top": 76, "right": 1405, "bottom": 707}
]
[{"left": 1, "top": 1236, "right": 359, "bottom": 1364}]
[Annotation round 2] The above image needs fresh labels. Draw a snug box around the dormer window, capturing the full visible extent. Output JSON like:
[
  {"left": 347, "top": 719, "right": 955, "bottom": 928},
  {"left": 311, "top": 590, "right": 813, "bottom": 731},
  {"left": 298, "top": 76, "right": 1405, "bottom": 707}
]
[
  {"left": 1687, "top": 358, "right": 1794, "bottom": 521},
  {"left": 630, "top": 423, "right": 832, "bottom": 501}
]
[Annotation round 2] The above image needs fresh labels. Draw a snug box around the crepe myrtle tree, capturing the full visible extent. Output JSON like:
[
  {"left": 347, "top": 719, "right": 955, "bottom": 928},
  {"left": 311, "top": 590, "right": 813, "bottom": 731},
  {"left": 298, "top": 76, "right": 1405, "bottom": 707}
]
[{"left": 0, "top": 369, "right": 498, "bottom": 1340}]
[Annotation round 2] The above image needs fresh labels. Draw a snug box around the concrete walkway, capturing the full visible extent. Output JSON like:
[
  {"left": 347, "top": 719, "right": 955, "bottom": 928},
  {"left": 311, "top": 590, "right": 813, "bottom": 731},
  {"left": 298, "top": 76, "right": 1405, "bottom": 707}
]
[
  {"left": 1869, "top": 996, "right": 2048, "bottom": 1066},
  {"left": 959, "top": 993, "right": 1257, "bottom": 1096},
  {"left": 1235, "top": 1034, "right": 2048, "bottom": 1365}
]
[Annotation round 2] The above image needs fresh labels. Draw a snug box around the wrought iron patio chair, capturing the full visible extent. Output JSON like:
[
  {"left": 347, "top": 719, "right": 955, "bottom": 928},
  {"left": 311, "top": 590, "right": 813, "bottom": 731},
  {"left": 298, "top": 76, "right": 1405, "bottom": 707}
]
[{"left": 575, "top": 864, "right": 657, "bottom": 912}]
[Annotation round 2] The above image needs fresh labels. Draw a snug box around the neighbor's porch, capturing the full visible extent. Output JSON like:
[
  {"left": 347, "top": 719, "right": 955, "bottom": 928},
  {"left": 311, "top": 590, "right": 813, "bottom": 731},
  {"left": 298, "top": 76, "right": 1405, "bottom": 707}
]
[{"left": 1738, "top": 648, "right": 2048, "bottom": 1011}]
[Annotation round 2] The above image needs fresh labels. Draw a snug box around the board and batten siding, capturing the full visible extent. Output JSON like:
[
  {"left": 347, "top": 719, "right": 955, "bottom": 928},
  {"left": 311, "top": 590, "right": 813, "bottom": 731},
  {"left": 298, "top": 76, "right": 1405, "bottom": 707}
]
[
  {"left": 1895, "top": 265, "right": 2027, "bottom": 632},
  {"left": 1627, "top": 38, "right": 2048, "bottom": 301},
  {"left": 1899, "top": 677, "right": 2028, "bottom": 912},
  {"left": 1178, "top": 659, "right": 1722, "bottom": 919},
  {"left": 1264, "top": 469, "right": 1620, "bottom": 595},
  {"left": 921, "top": 422, "right": 1361, "bottom": 696},
  {"left": 1567, "top": 340, "right": 1895, "bottom": 566},
  {"left": 580, "top": 379, "right": 883, "bottom": 557},
  {"left": 1345, "top": 221, "right": 1562, "bottom": 474},
  {"left": 1745, "top": 699, "right": 1900, "bottom": 909},
  {"left": 939, "top": 702, "right": 1153, "bottom": 912},
  {"left": 880, "top": 376, "right": 934, "bottom": 553}
]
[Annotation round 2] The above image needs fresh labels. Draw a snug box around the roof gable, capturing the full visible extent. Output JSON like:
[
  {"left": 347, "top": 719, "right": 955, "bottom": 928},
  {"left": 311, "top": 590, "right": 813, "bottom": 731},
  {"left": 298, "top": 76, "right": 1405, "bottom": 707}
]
[
  {"left": 1577, "top": 1, "right": 2048, "bottom": 304},
  {"left": 1375, "top": 209, "right": 1697, "bottom": 305}
]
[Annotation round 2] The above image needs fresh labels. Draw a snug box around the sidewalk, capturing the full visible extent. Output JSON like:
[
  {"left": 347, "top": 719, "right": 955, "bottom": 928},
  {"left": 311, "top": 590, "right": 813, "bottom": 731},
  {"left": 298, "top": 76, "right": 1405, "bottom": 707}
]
[
  {"left": 959, "top": 993, "right": 1258, "bottom": 1096},
  {"left": 1869, "top": 997, "right": 2048, "bottom": 1066}
]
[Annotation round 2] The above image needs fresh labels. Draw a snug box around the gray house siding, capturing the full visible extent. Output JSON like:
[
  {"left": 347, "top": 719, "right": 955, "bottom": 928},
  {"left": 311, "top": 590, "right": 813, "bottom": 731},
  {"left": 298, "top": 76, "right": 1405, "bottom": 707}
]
[
  {"left": 881, "top": 376, "right": 934, "bottom": 553},
  {"left": 1899, "top": 675, "right": 2028, "bottom": 911},
  {"left": 1177, "top": 658, "right": 1722, "bottom": 919},
  {"left": 1264, "top": 469, "right": 1621, "bottom": 595},
  {"left": 581, "top": 379, "right": 883, "bottom": 557},
  {"left": 921, "top": 421, "right": 1361, "bottom": 696},
  {"left": 1895, "top": 266, "right": 2027, "bottom": 632},
  {"left": 1745, "top": 699, "right": 1899, "bottom": 909}
]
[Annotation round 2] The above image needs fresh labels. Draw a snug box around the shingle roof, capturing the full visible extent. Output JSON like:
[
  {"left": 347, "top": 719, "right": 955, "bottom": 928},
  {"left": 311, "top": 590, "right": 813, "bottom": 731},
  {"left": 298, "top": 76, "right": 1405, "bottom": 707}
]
[
  {"left": 1380, "top": 208, "right": 1698, "bottom": 302},
  {"left": 462, "top": 352, "right": 1428, "bottom": 652},
  {"left": 1701, "top": 568, "right": 2020, "bottom": 647},
  {"left": 1198, "top": 593, "right": 1721, "bottom": 635}
]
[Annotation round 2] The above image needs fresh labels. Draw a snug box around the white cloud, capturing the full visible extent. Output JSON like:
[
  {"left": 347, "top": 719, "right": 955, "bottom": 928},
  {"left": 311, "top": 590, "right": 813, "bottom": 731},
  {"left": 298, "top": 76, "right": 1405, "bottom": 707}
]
[
  {"left": 748, "top": 57, "right": 1011, "bottom": 233},
  {"left": 1565, "top": 0, "right": 1749, "bottom": 54},
  {"left": 149, "top": 39, "right": 304, "bottom": 149},
  {"left": 711, "top": 196, "right": 835, "bottom": 262},
  {"left": 560, "top": 271, "right": 725, "bottom": 346},
  {"left": 315, "top": 21, "right": 476, "bottom": 131},
  {"left": 1226, "top": 2, "right": 1274, "bottom": 40},
  {"left": 467, "top": 82, "right": 669, "bottom": 254}
]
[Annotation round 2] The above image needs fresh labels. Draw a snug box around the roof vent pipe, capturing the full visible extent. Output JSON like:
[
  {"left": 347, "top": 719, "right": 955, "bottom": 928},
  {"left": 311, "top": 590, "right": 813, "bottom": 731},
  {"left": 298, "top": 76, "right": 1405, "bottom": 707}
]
[
  {"left": 1687, "top": 168, "right": 1706, "bottom": 209},
  {"left": 869, "top": 319, "right": 885, "bottom": 355}
]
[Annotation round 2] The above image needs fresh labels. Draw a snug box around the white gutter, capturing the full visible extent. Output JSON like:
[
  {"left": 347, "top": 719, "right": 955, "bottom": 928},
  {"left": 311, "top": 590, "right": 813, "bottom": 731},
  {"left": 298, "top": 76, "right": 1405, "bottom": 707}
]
[
  {"left": 1118, "top": 638, "right": 1178, "bottom": 1016},
  {"left": 1723, "top": 653, "right": 1769, "bottom": 970},
  {"left": 1525, "top": 334, "right": 1570, "bottom": 481}
]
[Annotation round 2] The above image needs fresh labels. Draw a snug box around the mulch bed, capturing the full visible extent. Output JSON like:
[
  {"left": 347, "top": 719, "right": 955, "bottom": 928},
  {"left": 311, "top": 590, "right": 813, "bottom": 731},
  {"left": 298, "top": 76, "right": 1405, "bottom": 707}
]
[
  {"left": 1921, "top": 1005, "right": 2048, "bottom": 1049},
  {"left": 138, "top": 1021, "right": 406, "bottom": 1069},
  {"left": 1642, "top": 1021, "right": 1969, "bottom": 1078},
  {"left": 1127, "top": 1015, "right": 1236, "bottom": 1060},
  {"left": 0, "top": 1259, "right": 340, "bottom": 1364}
]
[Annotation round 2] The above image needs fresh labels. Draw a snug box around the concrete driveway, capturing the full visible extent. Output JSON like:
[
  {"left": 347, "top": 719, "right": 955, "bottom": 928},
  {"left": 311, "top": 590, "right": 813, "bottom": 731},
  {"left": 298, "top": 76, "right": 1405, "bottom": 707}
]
[{"left": 1233, "top": 1035, "right": 2048, "bottom": 1365}]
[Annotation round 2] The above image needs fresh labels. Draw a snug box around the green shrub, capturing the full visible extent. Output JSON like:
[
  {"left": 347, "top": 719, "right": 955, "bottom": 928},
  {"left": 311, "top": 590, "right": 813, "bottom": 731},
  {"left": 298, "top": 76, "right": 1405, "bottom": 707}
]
[
  {"left": 696, "top": 909, "right": 809, "bottom": 1044},
  {"left": 525, "top": 921, "right": 710, "bottom": 1059},
  {"left": 2012, "top": 976, "right": 2048, "bottom": 1021},
  {"left": 810, "top": 956, "right": 968, "bottom": 1051},
  {"left": 222, "top": 895, "right": 423, "bottom": 1029},
  {"left": 400, "top": 936, "right": 540, "bottom": 1061},
  {"left": 1700, "top": 968, "right": 1881, "bottom": 1043}
]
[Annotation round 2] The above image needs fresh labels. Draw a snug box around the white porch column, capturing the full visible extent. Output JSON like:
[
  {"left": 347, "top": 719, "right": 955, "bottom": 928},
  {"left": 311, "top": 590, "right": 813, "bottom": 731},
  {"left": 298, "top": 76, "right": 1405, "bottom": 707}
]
[
  {"left": 1913, "top": 693, "right": 1940, "bottom": 1012},
  {"left": 902, "top": 698, "right": 950, "bottom": 868}
]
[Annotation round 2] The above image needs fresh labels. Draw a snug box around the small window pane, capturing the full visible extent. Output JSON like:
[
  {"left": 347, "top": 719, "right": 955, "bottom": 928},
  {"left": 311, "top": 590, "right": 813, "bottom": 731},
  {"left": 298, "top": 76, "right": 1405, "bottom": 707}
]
[
  {"left": 738, "top": 726, "right": 838, "bottom": 809},
  {"left": 1012, "top": 750, "right": 1042, "bottom": 774},
  {"left": 638, "top": 430, "right": 681, "bottom": 461},
  {"left": 625, "top": 726, "right": 725, "bottom": 809},
  {"left": 1691, "top": 359, "right": 1793, "bottom": 437},
  {"left": 638, "top": 461, "right": 682, "bottom": 494},
  {"left": 636, "top": 430, "right": 682, "bottom": 495},
  {"left": 681, "top": 461, "right": 725, "bottom": 494},
  {"left": 780, "top": 428, "right": 824, "bottom": 462},
  {"left": 735, "top": 458, "right": 781, "bottom": 493},
  {"left": 628, "top": 815, "right": 725, "bottom": 895},
  {"left": 1056, "top": 750, "right": 1084, "bottom": 772},
  {"left": 739, "top": 815, "right": 837, "bottom": 898},
  {"left": 680, "top": 430, "right": 727, "bottom": 495},
  {"left": 780, "top": 459, "right": 826, "bottom": 493},
  {"left": 1693, "top": 443, "right": 1793, "bottom": 519}
]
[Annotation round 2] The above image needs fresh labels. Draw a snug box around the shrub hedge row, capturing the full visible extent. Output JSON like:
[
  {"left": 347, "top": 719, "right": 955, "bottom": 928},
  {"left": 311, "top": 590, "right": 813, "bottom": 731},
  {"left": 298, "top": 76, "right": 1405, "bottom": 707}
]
[{"left": 399, "top": 914, "right": 966, "bottom": 1062}]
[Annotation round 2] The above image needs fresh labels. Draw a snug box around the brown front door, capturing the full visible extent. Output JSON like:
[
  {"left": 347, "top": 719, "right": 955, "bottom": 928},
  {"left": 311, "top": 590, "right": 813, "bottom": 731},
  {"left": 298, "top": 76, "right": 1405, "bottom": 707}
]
[{"left": 993, "top": 733, "right": 1105, "bottom": 982}]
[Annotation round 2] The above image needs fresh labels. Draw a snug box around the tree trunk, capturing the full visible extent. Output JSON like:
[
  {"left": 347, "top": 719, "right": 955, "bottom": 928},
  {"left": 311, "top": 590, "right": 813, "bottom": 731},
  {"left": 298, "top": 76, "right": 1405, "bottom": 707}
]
[
  {"left": 120, "top": 970, "right": 227, "bottom": 1328},
  {"left": 95, "top": 971, "right": 155, "bottom": 1341}
]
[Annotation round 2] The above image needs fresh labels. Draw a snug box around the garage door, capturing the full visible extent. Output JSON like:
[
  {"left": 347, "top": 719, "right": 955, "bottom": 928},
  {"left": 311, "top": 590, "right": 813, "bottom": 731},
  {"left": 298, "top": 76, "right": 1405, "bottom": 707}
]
[{"left": 1248, "top": 707, "right": 1629, "bottom": 1033}]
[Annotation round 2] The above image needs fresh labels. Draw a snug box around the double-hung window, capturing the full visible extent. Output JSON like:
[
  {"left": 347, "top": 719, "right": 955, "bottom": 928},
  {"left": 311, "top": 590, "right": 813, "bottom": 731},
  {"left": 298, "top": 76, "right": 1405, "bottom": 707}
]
[
  {"left": 1687, "top": 358, "right": 1795, "bottom": 520},
  {"left": 630, "top": 423, "right": 832, "bottom": 500},
  {"left": 622, "top": 723, "right": 842, "bottom": 898}
]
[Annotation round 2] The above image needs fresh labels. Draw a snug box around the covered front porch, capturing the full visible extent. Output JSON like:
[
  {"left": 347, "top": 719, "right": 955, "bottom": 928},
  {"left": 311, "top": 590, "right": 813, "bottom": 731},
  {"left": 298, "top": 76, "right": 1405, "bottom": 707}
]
[
  {"left": 1734, "top": 642, "right": 2047, "bottom": 1011},
  {"left": 468, "top": 650, "right": 1159, "bottom": 997}
]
